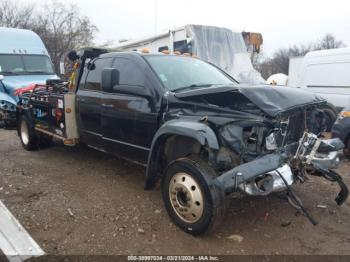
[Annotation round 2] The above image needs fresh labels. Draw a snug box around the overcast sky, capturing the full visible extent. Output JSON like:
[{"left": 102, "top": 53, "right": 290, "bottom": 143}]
[{"left": 26, "top": 0, "right": 350, "bottom": 56}]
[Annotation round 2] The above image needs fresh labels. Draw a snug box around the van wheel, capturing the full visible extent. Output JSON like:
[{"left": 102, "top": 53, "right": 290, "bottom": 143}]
[
  {"left": 162, "top": 155, "right": 226, "bottom": 235},
  {"left": 322, "top": 107, "right": 337, "bottom": 132},
  {"left": 19, "top": 115, "right": 38, "bottom": 151}
]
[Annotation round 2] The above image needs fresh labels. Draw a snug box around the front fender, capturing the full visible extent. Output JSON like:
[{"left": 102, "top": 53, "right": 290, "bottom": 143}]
[
  {"left": 144, "top": 119, "right": 219, "bottom": 189},
  {"left": 0, "top": 91, "right": 16, "bottom": 106}
]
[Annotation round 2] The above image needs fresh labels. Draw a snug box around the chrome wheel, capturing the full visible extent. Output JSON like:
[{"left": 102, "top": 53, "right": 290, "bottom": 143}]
[
  {"left": 20, "top": 119, "right": 29, "bottom": 145},
  {"left": 169, "top": 172, "right": 204, "bottom": 223}
]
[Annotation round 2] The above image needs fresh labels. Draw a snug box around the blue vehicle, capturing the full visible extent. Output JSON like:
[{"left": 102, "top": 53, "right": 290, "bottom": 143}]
[{"left": 0, "top": 27, "right": 58, "bottom": 127}]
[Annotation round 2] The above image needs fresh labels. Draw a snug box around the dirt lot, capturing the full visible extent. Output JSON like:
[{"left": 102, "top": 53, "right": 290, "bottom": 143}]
[{"left": 1, "top": 128, "right": 350, "bottom": 255}]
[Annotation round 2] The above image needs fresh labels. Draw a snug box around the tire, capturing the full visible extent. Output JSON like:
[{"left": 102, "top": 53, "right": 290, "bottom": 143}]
[
  {"left": 322, "top": 106, "right": 337, "bottom": 132},
  {"left": 38, "top": 133, "right": 52, "bottom": 148},
  {"left": 18, "top": 115, "right": 38, "bottom": 151},
  {"left": 162, "top": 155, "right": 226, "bottom": 235},
  {"left": 344, "top": 137, "right": 350, "bottom": 158},
  {"left": 4, "top": 120, "right": 16, "bottom": 129}
]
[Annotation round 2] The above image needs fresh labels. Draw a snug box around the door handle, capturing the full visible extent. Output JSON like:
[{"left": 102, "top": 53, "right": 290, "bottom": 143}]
[
  {"left": 77, "top": 97, "right": 85, "bottom": 102},
  {"left": 102, "top": 104, "right": 114, "bottom": 108}
]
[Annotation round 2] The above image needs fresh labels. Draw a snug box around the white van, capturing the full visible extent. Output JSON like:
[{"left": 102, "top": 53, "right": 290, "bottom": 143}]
[{"left": 289, "top": 47, "right": 350, "bottom": 111}]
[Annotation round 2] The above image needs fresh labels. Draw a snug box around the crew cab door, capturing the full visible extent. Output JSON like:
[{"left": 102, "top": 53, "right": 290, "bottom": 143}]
[
  {"left": 101, "top": 56, "right": 160, "bottom": 163},
  {"left": 76, "top": 57, "right": 112, "bottom": 147}
]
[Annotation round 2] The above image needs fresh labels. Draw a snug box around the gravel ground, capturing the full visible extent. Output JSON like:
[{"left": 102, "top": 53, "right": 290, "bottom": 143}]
[{"left": 0, "top": 128, "right": 350, "bottom": 255}]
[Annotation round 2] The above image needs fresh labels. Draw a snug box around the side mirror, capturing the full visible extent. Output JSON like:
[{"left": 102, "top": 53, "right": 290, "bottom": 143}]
[
  {"left": 0, "top": 75, "right": 4, "bottom": 81},
  {"left": 101, "top": 68, "right": 119, "bottom": 92}
]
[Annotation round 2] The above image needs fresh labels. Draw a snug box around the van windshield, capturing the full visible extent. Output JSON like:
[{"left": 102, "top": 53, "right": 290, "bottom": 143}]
[
  {"left": 145, "top": 55, "right": 236, "bottom": 92},
  {"left": 0, "top": 54, "right": 55, "bottom": 75}
]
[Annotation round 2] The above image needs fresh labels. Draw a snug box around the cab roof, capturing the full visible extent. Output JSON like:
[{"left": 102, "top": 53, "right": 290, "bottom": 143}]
[{"left": 0, "top": 27, "right": 49, "bottom": 56}]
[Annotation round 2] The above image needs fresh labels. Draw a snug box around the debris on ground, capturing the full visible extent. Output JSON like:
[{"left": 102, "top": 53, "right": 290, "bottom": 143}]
[
  {"left": 67, "top": 208, "right": 74, "bottom": 217},
  {"left": 137, "top": 228, "right": 145, "bottom": 234},
  {"left": 281, "top": 221, "right": 292, "bottom": 227},
  {"left": 226, "top": 234, "right": 244, "bottom": 243}
]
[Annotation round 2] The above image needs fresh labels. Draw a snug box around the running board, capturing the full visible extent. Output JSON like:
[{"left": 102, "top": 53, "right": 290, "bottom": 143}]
[{"left": 0, "top": 201, "right": 45, "bottom": 261}]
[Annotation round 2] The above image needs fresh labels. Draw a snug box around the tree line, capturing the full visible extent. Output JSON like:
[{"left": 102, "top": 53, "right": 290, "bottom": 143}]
[
  {"left": 0, "top": 0, "right": 97, "bottom": 72},
  {"left": 255, "top": 34, "right": 345, "bottom": 79}
]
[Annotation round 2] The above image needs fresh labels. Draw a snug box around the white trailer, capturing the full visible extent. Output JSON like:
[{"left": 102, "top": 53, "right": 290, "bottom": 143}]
[{"left": 114, "top": 24, "right": 265, "bottom": 84}]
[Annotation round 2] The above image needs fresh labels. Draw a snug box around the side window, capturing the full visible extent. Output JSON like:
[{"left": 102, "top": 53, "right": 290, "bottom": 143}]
[
  {"left": 85, "top": 58, "right": 112, "bottom": 91},
  {"left": 174, "top": 40, "right": 189, "bottom": 53},
  {"left": 112, "top": 57, "right": 144, "bottom": 87},
  {"left": 158, "top": 46, "right": 168, "bottom": 52}
]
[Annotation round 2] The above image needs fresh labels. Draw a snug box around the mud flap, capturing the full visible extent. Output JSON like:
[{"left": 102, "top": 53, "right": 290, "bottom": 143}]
[{"left": 313, "top": 168, "right": 349, "bottom": 206}]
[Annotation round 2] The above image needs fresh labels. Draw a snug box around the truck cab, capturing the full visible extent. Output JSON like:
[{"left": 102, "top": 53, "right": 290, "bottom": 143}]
[
  {"left": 0, "top": 27, "right": 58, "bottom": 127},
  {"left": 76, "top": 52, "right": 163, "bottom": 163}
]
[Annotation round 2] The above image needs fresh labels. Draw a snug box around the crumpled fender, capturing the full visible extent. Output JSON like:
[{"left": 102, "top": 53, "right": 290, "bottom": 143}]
[{"left": 144, "top": 119, "right": 219, "bottom": 189}]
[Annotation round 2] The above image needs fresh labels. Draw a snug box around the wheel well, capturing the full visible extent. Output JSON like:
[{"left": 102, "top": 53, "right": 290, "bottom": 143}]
[
  {"left": 145, "top": 135, "right": 208, "bottom": 189},
  {"left": 164, "top": 135, "right": 204, "bottom": 164}
]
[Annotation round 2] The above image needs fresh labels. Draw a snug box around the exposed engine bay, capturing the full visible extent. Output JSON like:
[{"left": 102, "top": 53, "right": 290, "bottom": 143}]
[{"left": 170, "top": 85, "right": 348, "bottom": 225}]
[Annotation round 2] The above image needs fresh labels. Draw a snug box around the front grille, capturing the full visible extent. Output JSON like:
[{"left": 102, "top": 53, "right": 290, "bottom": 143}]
[{"left": 284, "top": 110, "right": 306, "bottom": 145}]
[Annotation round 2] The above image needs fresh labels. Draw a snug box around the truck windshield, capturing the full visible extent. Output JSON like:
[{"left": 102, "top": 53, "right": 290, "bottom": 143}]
[
  {"left": 0, "top": 54, "right": 54, "bottom": 75},
  {"left": 145, "top": 55, "right": 236, "bottom": 91}
]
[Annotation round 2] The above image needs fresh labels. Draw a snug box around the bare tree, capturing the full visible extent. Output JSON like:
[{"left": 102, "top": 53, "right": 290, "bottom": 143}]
[
  {"left": 32, "top": 1, "right": 98, "bottom": 71},
  {"left": 256, "top": 34, "right": 346, "bottom": 78},
  {"left": 0, "top": 0, "right": 35, "bottom": 28},
  {"left": 0, "top": 0, "right": 98, "bottom": 72},
  {"left": 314, "top": 33, "right": 345, "bottom": 50}
]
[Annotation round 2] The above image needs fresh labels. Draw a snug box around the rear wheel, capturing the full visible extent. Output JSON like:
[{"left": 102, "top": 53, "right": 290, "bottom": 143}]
[
  {"left": 162, "top": 155, "right": 226, "bottom": 235},
  {"left": 38, "top": 133, "right": 52, "bottom": 148},
  {"left": 19, "top": 115, "right": 38, "bottom": 151}
]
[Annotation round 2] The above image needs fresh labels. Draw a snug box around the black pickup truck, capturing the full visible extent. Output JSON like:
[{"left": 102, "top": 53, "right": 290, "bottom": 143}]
[{"left": 17, "top": 49, "right": 348, "bottom": 235}]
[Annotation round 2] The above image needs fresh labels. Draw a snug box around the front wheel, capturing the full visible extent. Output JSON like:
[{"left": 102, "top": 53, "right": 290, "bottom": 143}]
[
  {"left": 162, "top": 156, "right": 226, "bottom": 235},
  {"left": 18, "top": 115, "right": 38, "bottom": 151}
]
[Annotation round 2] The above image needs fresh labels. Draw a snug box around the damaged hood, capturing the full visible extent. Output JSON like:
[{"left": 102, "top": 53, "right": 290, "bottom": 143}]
[{"left": 174, "top": 85, "right": 326, "bottom": 117}]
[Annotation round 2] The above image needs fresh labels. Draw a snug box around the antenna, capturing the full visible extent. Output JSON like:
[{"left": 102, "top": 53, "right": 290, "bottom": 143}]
[{"left": 154, "top": 0, "right": 158, "bottom": 34}]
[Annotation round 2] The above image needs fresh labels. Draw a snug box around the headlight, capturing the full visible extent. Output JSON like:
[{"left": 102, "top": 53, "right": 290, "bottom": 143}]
[
  {"left": 0, "top": 100, "right": 16, "bottom": 112},
  {"left": 265, "top": 132, "right": 278, "bottom": 151}
]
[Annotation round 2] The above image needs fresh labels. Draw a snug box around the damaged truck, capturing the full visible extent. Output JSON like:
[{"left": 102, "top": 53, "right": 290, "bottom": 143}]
[{"left": 16, "top": 49, "right": 348, "bottom": 235}]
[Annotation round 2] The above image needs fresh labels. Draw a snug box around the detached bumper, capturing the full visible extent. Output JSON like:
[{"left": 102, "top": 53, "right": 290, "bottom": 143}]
[
  {"left": 215, "top": 148, "right": 348, "bottom": 205},
  {"left": 215, "top": 154, "right": 286, "bottom": 194}
]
